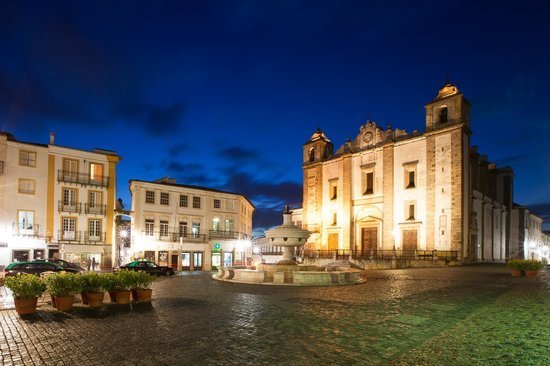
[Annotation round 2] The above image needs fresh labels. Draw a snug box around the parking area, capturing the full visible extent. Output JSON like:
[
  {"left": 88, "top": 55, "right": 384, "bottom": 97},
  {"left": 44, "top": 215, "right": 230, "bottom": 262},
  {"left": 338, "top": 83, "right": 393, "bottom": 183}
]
[{"left": 1, "top": 265, "right": 548, "bottom": 365}]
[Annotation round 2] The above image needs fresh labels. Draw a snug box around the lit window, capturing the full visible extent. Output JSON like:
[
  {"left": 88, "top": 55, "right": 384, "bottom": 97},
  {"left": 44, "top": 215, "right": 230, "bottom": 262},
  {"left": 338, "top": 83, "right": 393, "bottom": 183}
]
[
  {"left": 90, "top": 163, "right": 103, "bottom": 181},
  {"left": 160, "top": 220, "right": 169, "bottom": 237},
  {"left": 62, "top": 218, "right": 76, "bottom": 240},
  {"left": 214, "top": 199, "right": 221, "bottom": 209},
  {"left": 179, "top": 221, "right": 188, "bottom": 237},
  {"left": 145, "top": 219, "right": 154, "bottom": 236},
  {"left": 193, "top": 196, "right": 201, "bottom": 209},
  {"left": 225, "top": 219, "right": 233, "bottom": 232},
  {"left": 18, "top": 211, "right": 34, "bottom": 233},
  {"left": 179, "top": 195, "right": 188, "bottom": 207},
  {"left": 212, "top": 218, "right": 220, "bottom": 232},
  {"left": 89, "top": 220, "right": 102, "bottom": 241},
  {"left": 19, "top": 151, "right": 36, "bottom": 167},
  {"left": 18, "top": 179, "right": 36, "bottom": 194},
  {"left": 160, "top": 192, "right": 169, "bottom": 206},
  {"left": 145, "top": 191, "right": 155, "bottom": 204},
  {"left": 192, "top": 222, "right": 200, "bottom": 237}
]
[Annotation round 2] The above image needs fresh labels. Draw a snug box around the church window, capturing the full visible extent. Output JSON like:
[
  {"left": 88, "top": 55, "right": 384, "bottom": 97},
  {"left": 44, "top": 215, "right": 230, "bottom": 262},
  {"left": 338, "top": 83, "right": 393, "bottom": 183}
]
[
  {"left": 332, "top": 213, "right": 337, "bottom": 225},
  {"left": 363, "top": 171, "right": 374, "bottom": 195},
  {"left": 407, "top": 203, "right": 415, "bottom": 220},
  {"left": 439, "top": 106, "right": 448, "bottom": 124},
  {"left": 330, "top": 181, "right": 338, "bottom": 200},
  {"left": 406, "top": 170, "right": 416, "bottom": 189},
  {"left": 309, "top": 148, "right": 315, "bottom": 162}
]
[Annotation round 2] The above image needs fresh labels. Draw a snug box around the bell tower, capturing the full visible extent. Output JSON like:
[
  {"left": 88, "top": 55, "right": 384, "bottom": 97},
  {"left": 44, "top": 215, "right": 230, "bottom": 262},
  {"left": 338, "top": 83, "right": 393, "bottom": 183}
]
[
  {"left": 302, "top": 128, "right": 333, "bottom": 165},
  {"left": 425, "top": 82, "right": 470, "bottom": 132}
]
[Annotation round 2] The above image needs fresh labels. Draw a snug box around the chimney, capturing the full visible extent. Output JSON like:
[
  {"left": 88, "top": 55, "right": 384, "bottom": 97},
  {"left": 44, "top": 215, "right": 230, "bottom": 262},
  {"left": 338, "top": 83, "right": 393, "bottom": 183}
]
[{"left": 49, "top": 132, "right": 55, "bottom": 145}]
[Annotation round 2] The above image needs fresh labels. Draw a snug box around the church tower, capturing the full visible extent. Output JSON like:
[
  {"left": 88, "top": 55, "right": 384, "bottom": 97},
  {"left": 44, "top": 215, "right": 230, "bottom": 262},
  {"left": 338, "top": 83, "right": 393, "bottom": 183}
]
[
  {"left": 302, "top": 129, "right": 333, "bottom": 241},
  {"left": 425, "top": 82, "right": 471, "bottom": 132}
]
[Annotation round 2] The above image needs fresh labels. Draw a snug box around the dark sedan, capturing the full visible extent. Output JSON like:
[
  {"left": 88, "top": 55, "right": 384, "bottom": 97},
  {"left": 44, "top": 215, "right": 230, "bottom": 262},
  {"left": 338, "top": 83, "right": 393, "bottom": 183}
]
[
  {"left": 34, "top": 259, "right": 86, "bottom": 272},
  {"left": 117, "top": 260, "right": 174, "bottom": 276},
  {"left": 3, "top": 261, "right": 81, "bottom": 277}
]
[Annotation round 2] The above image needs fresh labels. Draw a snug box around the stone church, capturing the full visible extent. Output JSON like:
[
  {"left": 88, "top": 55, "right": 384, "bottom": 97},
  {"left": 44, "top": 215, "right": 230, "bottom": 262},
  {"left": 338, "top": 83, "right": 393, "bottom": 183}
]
[{"left": 297, "top": 83, "right": 518, "bottom": 263}]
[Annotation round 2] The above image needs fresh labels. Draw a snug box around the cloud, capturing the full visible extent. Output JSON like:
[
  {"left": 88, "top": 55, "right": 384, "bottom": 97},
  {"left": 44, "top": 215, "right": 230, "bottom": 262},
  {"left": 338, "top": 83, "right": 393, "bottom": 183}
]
[
  {"left": 220, "top": 146, "right": 257, "bottom": 162},
  {"left": 168, "top": 143, "right": 187, "bottom": 156},
  {"left": 143, "top": 102, "right": 185, "bottom": 136}
]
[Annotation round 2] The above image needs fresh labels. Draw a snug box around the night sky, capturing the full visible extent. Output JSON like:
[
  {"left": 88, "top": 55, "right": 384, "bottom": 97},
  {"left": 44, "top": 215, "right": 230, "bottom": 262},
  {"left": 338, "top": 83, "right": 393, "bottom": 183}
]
[{"left": 1, "top": 0, "right": 549, "bottom": 234}]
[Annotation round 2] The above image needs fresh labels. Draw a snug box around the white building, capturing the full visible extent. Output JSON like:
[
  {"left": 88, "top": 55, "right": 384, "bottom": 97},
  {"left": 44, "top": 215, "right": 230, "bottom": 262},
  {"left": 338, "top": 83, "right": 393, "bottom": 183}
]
[
  {"left": 0, "top": 132, "right": 121, "bottom": 269},
  {"left": 510, "top": 205, "right": 545, "bottom": 260},
  {"left": 129, "top": 178, "right": 254, "bottom": 271}
]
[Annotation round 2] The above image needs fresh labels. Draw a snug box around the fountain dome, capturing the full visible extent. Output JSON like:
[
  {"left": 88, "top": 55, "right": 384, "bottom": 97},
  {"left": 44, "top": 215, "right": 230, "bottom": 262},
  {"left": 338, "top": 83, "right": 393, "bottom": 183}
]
[{"left": 264, "top": 205, "right": 310, "bottom": 264}]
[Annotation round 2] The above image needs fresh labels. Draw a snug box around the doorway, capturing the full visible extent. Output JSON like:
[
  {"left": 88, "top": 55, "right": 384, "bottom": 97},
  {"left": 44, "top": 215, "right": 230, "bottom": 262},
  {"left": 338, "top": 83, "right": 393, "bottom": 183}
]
[
  {"left": 171, "top": 254, "right": 179, "bottom": 270},
  {"left": 327, "top": 233, "right": 339, "bottom": 251},
  {"left": 361, "top": 227, "right": 377, "bottom": 257},
  {"left": 181, "top": 252, "right": 191, "bottom": 270},
  {"left": 402, "top": 230, "right": 418, "bottom": 252},
  {"left": 193, "top": 252, "right": 203, "bottom": 270}
]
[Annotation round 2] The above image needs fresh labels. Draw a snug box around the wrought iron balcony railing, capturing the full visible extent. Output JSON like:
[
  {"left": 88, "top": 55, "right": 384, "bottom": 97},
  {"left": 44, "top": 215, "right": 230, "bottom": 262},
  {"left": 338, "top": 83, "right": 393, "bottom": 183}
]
[
  {"left": 141, "top": 231, "right": 208, "bottom": 243},
  {"left": 58, "top": 201, "right": 82, "bottom": 214},
  {"left": 57, "top": 170, "right": 109, "bottom": 188},
  {"left": 12, "top": 223, "right": 41, "bottom": 238},
  {"left": 57, "top": 230, "right": 106, "bottom": 244},
  {"left": 209, "top": 230, "right": 240, "bottom": 239},
  {"left": 85, "top": 203, "right": 107, "bottom": 215}
]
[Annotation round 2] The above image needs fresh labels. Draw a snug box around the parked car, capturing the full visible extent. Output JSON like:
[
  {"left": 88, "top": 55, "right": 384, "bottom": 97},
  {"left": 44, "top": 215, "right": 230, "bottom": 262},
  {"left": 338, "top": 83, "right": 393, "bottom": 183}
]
[
  {"left": 117, "top": 261, "right": 174, "bottom": 276},
  {"left": 34, "top": 259, "right": 86, "bottom": 272},
  {"left": 3, "top": 260, "right": 81, "bottom": 277}
]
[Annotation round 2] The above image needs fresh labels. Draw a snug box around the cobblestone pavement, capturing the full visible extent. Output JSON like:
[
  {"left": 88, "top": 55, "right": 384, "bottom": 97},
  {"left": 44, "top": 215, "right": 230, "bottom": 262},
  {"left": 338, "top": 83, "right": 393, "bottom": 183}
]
[{"left": 1, "top": 265, "right": 548, "bottom": 365}]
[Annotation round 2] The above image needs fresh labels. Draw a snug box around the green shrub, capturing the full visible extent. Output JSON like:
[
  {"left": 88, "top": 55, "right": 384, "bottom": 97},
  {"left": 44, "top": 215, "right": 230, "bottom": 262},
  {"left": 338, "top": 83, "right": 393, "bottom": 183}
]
[
  {"left": 523, "top": 260, "right": 544, "bottom": 271},
  {"left": 102, "top": 273, "right": 118, "bottom": 292},
  {"left": 45, "top": 273, "right": 81, "bottom": 297},
  {"left": 507, "top": 259, "right": 525, "bottom": 270},
  {"left": 114, "top": 270, "right": 136, "bottom": 291},
  {"left": 79, "top": 272, "right": 106, "bottom": 293},
  {"left": 507, "top": 259, "right": 544, "bottom": 271},
  {"left": 4, "top": 274, "right": 46, "bottom": 299},
  {"left": 134, "top": 271, "right": 156, "bottom": 289}
]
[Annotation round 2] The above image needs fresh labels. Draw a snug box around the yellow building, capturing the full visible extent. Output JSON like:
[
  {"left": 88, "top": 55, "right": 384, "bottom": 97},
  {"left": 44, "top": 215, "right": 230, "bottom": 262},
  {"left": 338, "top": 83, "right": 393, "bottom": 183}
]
[{"left": 0, "top": 132, "right": 120, "bottom": 269}]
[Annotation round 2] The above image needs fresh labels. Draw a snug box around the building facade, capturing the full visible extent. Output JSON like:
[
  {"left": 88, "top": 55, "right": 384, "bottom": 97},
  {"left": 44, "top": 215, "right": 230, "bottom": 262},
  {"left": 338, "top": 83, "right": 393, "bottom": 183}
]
[
  {"left": 129, "top": 178, "right": 254, "bottom": 271},
  {"left": 0, "top": 132, "right": 120, "bottom": 269},
  {"left": 299, "top": 83, "right": 533, "bottom": 263}
]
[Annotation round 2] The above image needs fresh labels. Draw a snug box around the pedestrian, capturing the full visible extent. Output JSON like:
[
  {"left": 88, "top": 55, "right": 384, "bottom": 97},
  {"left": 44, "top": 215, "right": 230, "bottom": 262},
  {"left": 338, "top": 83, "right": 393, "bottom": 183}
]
[
  {"left": 92, "top": 257, "right": 96, "bottom": 271},
  {"left": 86, "top": 258, "right": 91, "bottom": 271}
]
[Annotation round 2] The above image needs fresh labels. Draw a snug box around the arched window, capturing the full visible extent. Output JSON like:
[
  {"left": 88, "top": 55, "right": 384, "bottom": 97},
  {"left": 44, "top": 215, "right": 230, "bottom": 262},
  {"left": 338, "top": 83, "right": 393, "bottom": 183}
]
[
  {"left": 309, "top": 148, "right": 315, "bottom": 162},
  {"left": 439, "top": 106, "right": 448, "bottom": 124}
]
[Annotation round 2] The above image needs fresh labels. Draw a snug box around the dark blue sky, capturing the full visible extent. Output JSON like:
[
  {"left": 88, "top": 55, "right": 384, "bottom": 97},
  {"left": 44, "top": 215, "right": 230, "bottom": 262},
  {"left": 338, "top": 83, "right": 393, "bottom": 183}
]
[{"left": 1, "top": 0, "right": 549, "bottom": 233}]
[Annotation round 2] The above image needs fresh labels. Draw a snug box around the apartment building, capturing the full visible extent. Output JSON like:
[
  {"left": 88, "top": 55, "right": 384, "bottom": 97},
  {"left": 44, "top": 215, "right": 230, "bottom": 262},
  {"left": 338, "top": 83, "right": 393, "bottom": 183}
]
[
  {"left": 0, "top": 132, "right": 120, "bottom": 269},
  {"left": 129, "top": 178, "right": 254, "bottom": 271}
]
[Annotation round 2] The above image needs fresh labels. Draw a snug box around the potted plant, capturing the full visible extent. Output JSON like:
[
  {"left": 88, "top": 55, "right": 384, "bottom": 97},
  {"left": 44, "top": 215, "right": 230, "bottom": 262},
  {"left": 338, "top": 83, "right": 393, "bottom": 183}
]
[
  {"left": 102, "top": 273, "right": 118, "bottom": 302},
  {"left": 524, "top": 260, "right": 544, "bottom": 278},
  {"left": 45, "top": 273, "right": 80, "bottom": 311},
  {"left": 132, "top": 271, "right": 156, "bottom": 302},
  {"left": 110, "top": 271, "right": 133, "bottom": 304},
  {"left": 80, "top": 272, "right": 106, "bottom": 307},
  {"left": 506, "top": 259, "right": 524, "bottom": 277},
  {"left": 4, "top": 274, "right": 47, "bottom": 315}
]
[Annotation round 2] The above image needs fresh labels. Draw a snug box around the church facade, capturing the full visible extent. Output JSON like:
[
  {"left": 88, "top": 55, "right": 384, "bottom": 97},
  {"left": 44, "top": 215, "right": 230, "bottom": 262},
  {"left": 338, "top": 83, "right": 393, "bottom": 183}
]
[{"left": 299, "top": 83, "right": 518, "bottom": 263}]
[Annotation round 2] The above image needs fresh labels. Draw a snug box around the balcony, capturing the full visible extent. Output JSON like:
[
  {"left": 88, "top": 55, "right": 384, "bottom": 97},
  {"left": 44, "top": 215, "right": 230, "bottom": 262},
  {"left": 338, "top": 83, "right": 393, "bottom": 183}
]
[
  {"left": 12, "top": 223, "right": 42, "bottom": 238},
  {"left": 209, "top": 230, "right": 240, "bottom": 239},
  {"left": 85, "top": 203, "right": 107, "bottom": 216},
  {"left": 57, "top": 170, "right": 109, "bottom": 188},
  {"left": 57, "top": 230, "right": 106, "bottom": 244},
  {"left": 141, "top": 231, "right": 208, "bottom": 243},
  {"left": 58, "top": 201, "right": 82, "bottom": 214}
]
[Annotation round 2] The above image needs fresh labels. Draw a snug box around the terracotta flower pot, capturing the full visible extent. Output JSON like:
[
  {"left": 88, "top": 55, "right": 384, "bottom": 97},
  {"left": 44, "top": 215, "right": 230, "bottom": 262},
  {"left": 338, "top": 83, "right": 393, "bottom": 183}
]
[
  {"left": 510, "top": 269, "right": 522, "bottom": 277},
  {"left": 115, "top": 290, "right": 131, "bottom": 304},
  {"left": 80, "top": 292, "right": 89, "bottom": 305},
  {"left": 14, "top": 298, "right": 38, "bottom": 315},
  {"left": 525, "top": 270, "right": 539, "bottom": 278},
  {"left": 87, "top": 292, "right": 105, "bottom": 308},
  {"left": 136, "top": 288, "right": 153, "bottom": 302},
  {"left": 55, "top": 296, "right": 75, "bottom": 311}
]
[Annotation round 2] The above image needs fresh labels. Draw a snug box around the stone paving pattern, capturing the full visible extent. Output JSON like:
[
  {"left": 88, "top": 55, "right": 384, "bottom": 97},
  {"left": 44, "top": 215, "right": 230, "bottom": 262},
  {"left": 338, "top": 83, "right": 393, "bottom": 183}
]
[{"left": 0, "top": 265, "right": 548, "bottom": 365}]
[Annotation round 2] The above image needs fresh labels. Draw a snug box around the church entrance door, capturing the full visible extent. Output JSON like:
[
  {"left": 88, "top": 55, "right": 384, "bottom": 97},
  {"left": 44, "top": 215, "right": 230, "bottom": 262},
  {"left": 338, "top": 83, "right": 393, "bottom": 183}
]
[
  {"left": 361, "top": 227, "right": 377, "bottom": 257},
  {"left": 402, "top": 230, "right": 418, "bottom": 254}
]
